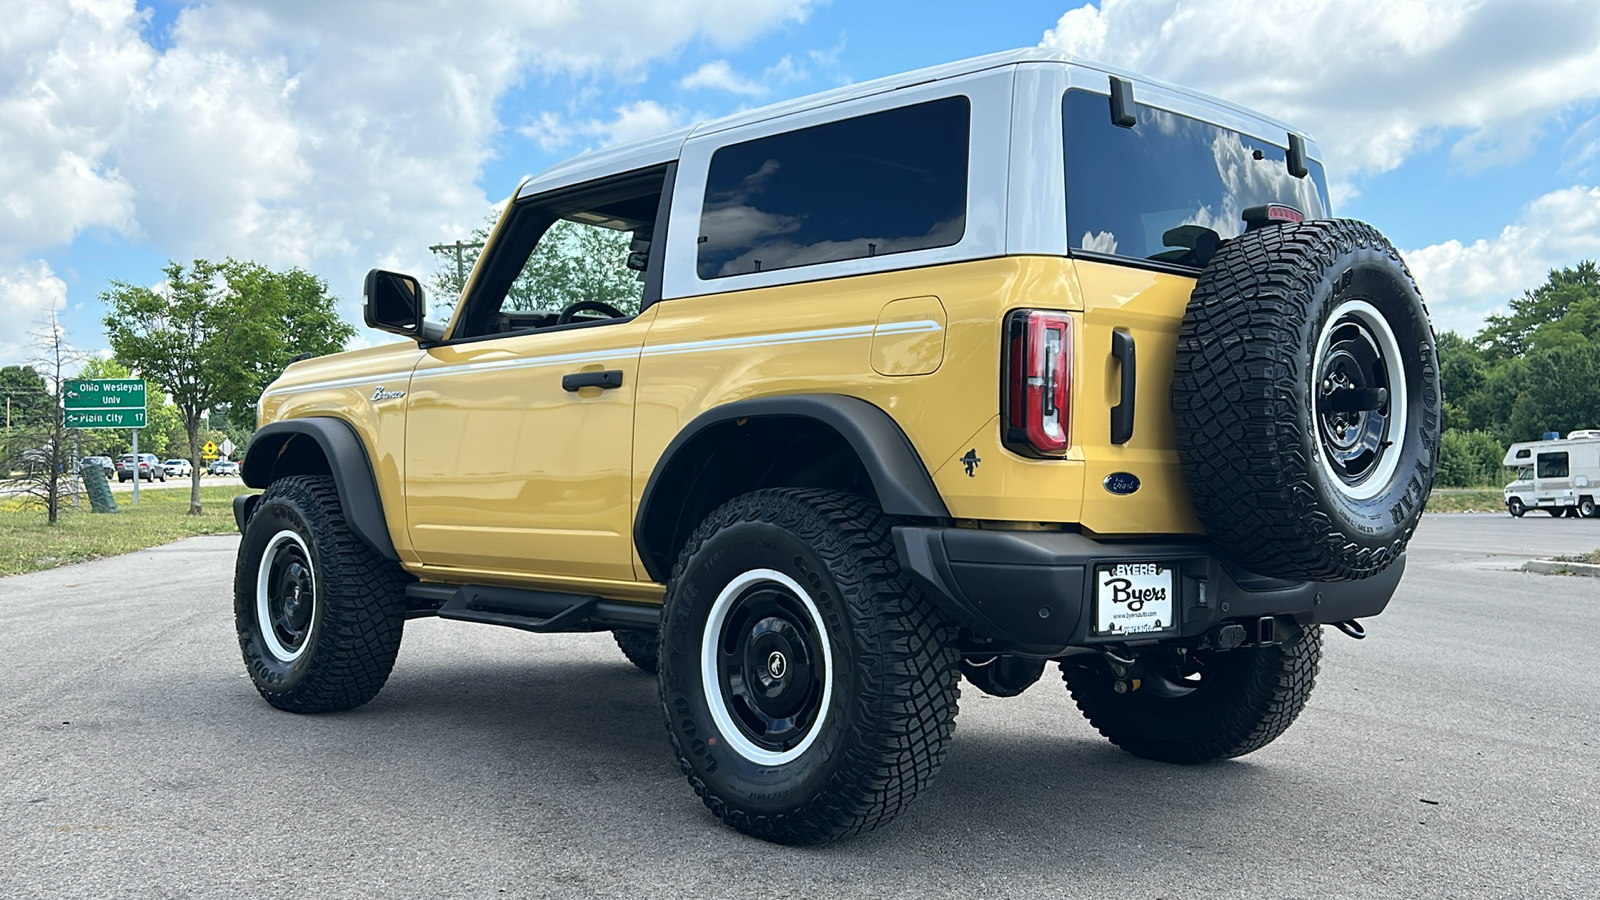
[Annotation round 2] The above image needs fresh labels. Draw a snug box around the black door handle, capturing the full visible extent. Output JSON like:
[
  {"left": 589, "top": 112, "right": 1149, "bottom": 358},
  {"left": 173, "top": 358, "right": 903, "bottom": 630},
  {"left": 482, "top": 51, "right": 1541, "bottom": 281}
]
[
  {"left": 561, "top": 370, "right": 624, "bottom": 392},
  {"left": 1110, "top": 330, "right": 1135, "bottom": 445}
]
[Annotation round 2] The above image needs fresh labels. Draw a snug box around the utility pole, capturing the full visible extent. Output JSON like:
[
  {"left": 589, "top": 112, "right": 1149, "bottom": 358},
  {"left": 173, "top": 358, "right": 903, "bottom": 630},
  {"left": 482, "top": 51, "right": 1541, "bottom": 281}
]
[{"left": 428, "top": 239, "right": 486, "bottom": 287}]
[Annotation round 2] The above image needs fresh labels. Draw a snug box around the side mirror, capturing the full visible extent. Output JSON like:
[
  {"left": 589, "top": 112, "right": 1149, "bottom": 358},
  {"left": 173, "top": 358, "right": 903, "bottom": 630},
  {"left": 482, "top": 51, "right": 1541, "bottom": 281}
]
[{"left": 363, "top": 269, "right": 425, "bottom": 338}]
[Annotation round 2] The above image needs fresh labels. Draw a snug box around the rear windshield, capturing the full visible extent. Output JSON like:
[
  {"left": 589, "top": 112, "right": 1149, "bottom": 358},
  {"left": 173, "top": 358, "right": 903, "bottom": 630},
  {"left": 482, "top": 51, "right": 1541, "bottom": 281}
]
[{"left": 1063, "top": 89, "right": 1330, "bottom": 268}]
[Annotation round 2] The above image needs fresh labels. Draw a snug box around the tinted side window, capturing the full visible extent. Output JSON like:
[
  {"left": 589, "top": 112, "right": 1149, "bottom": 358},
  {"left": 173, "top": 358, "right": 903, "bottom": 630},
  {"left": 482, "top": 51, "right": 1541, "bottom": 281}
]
[
  {"left": 1536, "top": 452, "right": 1569, "bottom": 478},
  {"left": 697, "top": 96, "right": 970, "bottom": 280},
  {"left": 1063, "top": 89, "right": 1331, "bottom": 267}
]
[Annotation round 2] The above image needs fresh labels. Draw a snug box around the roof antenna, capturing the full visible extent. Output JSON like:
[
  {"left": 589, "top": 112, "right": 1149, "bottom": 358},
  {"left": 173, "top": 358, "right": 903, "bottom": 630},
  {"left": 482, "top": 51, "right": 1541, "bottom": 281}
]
[{"left": 1109, "top": 76, "right": 1136, "bottom": 128}]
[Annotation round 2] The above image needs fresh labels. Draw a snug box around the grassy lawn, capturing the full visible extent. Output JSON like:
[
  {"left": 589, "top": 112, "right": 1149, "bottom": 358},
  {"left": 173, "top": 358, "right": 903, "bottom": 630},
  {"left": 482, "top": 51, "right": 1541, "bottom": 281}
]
[
  {"left": 1425, "top": 487, "right": 1507, "bottom": 513},
  {"left": 0, "top": 484, "right": 253, "bottom": 578}
]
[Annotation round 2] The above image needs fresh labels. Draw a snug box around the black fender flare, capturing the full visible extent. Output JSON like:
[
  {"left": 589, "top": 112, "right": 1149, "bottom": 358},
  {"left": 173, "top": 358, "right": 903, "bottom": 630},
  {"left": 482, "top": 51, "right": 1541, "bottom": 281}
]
[
  {"left": 240, "top": 418, "right": 399, "bottom": 560},
  {"left": 634, "top": 394, "right": 949, "bottom": 582}
]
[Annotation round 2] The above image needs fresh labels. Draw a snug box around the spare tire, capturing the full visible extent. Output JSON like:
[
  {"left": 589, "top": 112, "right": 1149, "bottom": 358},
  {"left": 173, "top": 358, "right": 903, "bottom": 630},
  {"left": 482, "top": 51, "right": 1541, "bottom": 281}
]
[{"left": 1171, "top": 219, "right": 1440, "bottom": 582}]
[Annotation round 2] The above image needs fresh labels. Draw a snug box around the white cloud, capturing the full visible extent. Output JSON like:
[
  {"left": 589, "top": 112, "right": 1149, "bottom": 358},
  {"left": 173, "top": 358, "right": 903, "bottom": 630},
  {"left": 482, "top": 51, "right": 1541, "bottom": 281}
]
[
  {"left": 604, "top": 100, "right": 686, "bottom": 145},
  {"left": 1041, "top": 0, "right": 1600, "bottom": 181},
  {"left": 0, "top": 0, "right": 150, "bottom": 256},
  {"left": 0, "top": 260, "right": 67, "bottom": 363},
  {"left": 1404, "top": 185, "right": 1600, "bottom": 335},
  {"left": 681, "top": 60, "right": 767, "bottom": 96},
  {"left": 518, "top": 101, "right": 688, "bottom": 153},
  {"left": 0, "top": 0, "right": 818, "bottom": 363},
  {"left": 1563, "top": 113, "right": 1600, "bottom": 177}
]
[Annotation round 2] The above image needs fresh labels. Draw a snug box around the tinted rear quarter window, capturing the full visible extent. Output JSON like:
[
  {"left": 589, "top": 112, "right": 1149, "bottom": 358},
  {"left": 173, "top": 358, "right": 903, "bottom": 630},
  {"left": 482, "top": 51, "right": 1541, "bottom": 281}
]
[
  {"left": 697, "top": 96, "right": 970, "bottom": 280},
  {"left": 1062, "top": 89, "right": 1330, "bottom": 268}
]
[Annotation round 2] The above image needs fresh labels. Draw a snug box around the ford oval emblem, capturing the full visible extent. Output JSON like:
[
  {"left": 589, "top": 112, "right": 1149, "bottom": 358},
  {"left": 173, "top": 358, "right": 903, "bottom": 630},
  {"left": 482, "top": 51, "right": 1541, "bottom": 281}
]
[{"left": 1103, "top": 472, "right": 1141, "bottom": 495}]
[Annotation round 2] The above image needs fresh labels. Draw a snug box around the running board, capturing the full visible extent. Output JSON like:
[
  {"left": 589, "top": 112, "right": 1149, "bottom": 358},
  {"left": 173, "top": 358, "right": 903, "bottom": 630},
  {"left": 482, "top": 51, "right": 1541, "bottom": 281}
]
[{"left": 405, "top": 583, "right": 659, "bottom": 633}]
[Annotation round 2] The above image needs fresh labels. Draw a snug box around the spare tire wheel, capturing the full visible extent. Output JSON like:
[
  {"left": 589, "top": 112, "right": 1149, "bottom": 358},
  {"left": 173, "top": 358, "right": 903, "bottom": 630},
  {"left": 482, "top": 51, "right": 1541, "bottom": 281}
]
[{"left": 1171, "top": 219, "right": 1440, "bottom": 582}]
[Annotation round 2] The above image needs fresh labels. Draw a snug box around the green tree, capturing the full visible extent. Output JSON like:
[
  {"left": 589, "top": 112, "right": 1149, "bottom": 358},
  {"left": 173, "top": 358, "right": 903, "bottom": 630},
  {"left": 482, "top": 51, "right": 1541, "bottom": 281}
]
[
  {"left": 1478, "top": 260, "right": 1600, "bottom": 362},
  {"left": 1512, "top": 343, "right": 1600, "bottom": 439},
  {"left": 1438, "top": 261, "right": 1600, "bottom": 444},
  {"left": 1, "top": 311, "right": 82, "bottom": 523},
  {"left": 0, "top": 364, "right": 52, "bottom": 430},
  {"left": 1436, "top": 428, "right": 1510, "bottom": 487},
  {"left": 102, "top": 259, "right": 354, "bottom": 514},
  {"left": 429, "top": 218, "right": 642, "bottom": 319}
]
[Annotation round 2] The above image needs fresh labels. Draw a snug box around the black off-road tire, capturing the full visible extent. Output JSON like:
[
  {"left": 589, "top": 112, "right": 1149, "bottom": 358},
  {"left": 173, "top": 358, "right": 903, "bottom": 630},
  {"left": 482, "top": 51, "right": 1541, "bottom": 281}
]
[
  {"left": 659, "top": 489, "right": 961, "bottom": 845},
  {"left": 613, "top": 628, "right": 660, "bottom": 675},
  {"left": 1172, "top": 219, "right": 1441, "bottom": 581},
  {"left": 1063, "top": 625, "right": 1323, "bottom": 764},
  {"left": 234, "top": 475, "right": 408, "bottom": 713}
]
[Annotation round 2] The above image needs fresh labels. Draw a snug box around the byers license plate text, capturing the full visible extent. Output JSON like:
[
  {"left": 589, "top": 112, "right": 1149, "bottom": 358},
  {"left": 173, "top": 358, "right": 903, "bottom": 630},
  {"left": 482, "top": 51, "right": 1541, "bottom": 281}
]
[{"left": 1094, "top": 564, "right": 1174, "bottom": 635}]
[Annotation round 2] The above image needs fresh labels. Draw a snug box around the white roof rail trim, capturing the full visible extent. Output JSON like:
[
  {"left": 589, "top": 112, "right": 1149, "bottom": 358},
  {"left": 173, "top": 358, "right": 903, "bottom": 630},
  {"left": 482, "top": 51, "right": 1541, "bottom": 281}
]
[{"left": 514, "top": 47, "right": 1321, "bottom": 202}]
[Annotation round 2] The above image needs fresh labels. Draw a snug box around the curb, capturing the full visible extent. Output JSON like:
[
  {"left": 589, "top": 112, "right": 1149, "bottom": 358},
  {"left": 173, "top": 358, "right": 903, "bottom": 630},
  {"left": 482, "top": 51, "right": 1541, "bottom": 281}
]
[{"left": 1522, "top": 559, "right": 1600, "bottom": 577}]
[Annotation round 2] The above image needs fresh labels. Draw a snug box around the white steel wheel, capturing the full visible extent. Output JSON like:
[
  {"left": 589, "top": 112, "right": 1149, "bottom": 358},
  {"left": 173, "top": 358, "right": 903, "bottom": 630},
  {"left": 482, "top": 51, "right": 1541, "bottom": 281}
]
[
  {"left": 700, "top": 568, "right": 834, "bottom": 767},
  {"left": 256, "top": 530, "right": 317, "bottom": 663}
]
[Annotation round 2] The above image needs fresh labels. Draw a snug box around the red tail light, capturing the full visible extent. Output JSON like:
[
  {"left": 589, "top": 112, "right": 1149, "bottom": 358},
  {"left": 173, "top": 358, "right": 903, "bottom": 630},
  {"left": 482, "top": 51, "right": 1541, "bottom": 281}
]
[{"left": 1002, "top": 309, "right": 1073, "bottom": 457}]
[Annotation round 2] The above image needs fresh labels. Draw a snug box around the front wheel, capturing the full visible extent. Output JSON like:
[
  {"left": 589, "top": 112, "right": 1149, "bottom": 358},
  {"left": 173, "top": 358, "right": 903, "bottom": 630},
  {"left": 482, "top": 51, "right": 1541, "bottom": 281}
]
[
  {"left": 234, "top": 475, "right": 408, "bottom": 713},
  {"left": 1582, "top": 498, "right": 1597, "bottom": 518},
  {"left": 659, "top": 489, "right": 960, "bottom": 844},
  {"left": 1062, "top": 625, "right": 1323, "bottom": 764},
  {"left": 1508, "top": 498, "right": 1526, "bottom": 517}
]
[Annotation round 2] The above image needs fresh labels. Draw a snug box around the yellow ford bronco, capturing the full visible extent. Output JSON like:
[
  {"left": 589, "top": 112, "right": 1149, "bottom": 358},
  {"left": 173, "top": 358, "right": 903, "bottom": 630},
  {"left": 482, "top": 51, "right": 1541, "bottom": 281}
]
[{"left": 232, "top": 49, "right": 1439, "bottom": 844}]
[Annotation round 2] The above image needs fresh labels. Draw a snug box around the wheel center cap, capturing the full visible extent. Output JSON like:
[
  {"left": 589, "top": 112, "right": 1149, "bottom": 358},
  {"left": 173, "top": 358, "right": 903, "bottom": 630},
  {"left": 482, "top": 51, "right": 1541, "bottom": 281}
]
[{"left": 766, "top": 650, "right": 788, "bottom": 680}]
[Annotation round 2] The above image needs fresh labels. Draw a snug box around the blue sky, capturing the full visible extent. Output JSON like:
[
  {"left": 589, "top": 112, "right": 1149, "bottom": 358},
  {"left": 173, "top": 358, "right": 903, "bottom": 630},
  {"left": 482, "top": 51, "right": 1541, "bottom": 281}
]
[{"left": 4, "top": 0, "right": 1600, "bottom": 368}]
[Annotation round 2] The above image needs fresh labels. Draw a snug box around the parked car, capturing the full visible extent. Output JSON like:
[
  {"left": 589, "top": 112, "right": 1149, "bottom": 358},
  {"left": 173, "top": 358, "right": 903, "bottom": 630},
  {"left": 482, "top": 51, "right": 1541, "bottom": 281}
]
[
  {"left": 208, "top": 459, "right": 239, "bottom": 476},
  {"left": 164, "top": 458, "right": 193, "bottom": 477},
  {"left": 116, "top": 453, "right": 167, "bottom": 483},
  {"left": 79, "top": 456, "right": 115, "bottom": 478}
]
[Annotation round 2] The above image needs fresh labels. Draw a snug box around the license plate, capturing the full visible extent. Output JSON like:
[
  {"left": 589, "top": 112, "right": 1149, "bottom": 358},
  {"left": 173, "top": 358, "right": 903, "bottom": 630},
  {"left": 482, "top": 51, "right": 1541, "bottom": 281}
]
[{"left": 1094, "top": 563, "right": 1175, "bottom": 636}]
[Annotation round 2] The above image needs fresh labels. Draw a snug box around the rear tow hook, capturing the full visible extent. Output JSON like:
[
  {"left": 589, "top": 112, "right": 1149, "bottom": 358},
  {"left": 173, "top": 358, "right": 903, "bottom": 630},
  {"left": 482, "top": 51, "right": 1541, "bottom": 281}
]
[{"left": 1334, "top": 619, "right": 1367, "bottom": 640}]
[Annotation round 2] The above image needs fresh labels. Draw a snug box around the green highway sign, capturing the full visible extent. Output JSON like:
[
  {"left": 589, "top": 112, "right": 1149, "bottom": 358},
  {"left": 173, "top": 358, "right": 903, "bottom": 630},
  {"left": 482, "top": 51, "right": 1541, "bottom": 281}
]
[
  {"left": 64, "top": 379, "right": 146, "bottom": 410},
  {"left": 62, "top": 378, "right": 147, "bottom": 430},
  {"left": 65, "top": 408, "right": 147, "bottom": 429}
]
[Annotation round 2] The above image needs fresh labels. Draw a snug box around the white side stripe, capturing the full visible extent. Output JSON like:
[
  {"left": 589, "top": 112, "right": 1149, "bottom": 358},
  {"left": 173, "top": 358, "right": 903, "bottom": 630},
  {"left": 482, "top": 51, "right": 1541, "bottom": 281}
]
[
  {"left": 259, "top": 320, "right": 944, "bottom": 392},
  {"left": 260, "top": 369, "right": 417, "bottom": 399}
]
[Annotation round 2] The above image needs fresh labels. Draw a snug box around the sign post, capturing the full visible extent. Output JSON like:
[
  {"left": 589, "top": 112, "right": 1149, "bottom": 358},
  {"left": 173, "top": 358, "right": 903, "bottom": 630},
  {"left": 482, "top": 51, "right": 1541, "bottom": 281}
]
[{"left": 63, "top": 379, "right": 148, "bottom": 505}]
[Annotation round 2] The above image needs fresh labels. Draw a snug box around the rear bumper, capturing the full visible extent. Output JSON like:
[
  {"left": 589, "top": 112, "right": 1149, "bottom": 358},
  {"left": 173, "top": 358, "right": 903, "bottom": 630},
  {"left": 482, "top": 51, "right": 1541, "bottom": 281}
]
[{"left": 893, "top": 526, "right": 1404, "bottom": 655}]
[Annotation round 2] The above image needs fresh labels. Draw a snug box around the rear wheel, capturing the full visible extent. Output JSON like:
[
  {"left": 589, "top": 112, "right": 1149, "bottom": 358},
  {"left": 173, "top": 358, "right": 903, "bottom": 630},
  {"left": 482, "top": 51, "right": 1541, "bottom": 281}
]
[
  {"left": 659, "top": 489, "right": 960, "bottom": 844},
  {"left": 1581, "top": 498, "right": 1597, "bottom": 518},
  {"left": 613, "top": 628, "right": 659, "bottom": 674},
  {"left": 234, "top": 475, "right": 408, "bottom": 713},
  {"left": 1062, "top": 625, "right": 1322, "bottom": 764}
]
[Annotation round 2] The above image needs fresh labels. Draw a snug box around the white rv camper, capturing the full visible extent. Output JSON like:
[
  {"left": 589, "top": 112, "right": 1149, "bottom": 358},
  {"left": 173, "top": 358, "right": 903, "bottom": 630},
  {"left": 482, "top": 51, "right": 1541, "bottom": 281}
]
[{"left": 1502, "top": 430, "right": 1600, "bottom": 518}]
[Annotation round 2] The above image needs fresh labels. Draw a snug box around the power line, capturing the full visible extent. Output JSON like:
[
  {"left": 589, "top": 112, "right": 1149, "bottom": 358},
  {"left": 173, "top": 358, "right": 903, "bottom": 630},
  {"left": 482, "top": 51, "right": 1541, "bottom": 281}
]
[{"left": 428, "top": 239, "right": 486, "bottom": 286}]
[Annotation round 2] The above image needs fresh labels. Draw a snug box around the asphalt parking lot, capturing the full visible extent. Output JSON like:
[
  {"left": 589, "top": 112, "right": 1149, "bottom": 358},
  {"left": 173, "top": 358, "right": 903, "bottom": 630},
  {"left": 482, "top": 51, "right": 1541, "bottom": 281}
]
[{"left": 2, "top": 514, "right": 1596, "bottom": 899}]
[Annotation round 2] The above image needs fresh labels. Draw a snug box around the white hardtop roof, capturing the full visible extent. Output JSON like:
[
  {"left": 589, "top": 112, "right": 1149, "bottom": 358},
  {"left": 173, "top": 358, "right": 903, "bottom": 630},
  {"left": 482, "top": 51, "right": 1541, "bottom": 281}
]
[{"left": 518, "top": 47, "right": 1317, "bottom": 198}]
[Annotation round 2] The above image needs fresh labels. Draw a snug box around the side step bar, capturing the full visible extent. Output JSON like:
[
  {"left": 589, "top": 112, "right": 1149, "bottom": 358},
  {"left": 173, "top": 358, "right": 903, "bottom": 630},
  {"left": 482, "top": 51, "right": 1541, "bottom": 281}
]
[{"left": 405, "top": 583, "right": 659, "bottom": 634}]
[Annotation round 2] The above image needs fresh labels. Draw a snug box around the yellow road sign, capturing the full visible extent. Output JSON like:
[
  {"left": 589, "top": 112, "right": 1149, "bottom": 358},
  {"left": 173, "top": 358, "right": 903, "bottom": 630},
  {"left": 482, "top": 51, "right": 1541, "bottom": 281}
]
[{"left": 201, "top": 440, "right": 219, "bottom": 460}]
